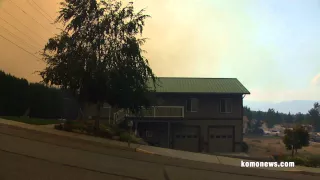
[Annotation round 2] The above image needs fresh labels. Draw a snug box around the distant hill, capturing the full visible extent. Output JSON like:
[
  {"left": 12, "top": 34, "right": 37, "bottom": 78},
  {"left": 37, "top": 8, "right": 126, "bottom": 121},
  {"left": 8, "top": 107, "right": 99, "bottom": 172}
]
[{"left": 243, "top": 100, "right": 320, "bottom": 114}]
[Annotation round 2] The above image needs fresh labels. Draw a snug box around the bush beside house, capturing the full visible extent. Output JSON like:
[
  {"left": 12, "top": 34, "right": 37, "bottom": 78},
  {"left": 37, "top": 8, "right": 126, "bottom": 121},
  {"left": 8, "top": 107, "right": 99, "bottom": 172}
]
[
  {"left": 273, "top": 154, "right": 320, "bottom": 168},
  {"left": 54, "top": 120, "right": 146, "bottom": 145}
]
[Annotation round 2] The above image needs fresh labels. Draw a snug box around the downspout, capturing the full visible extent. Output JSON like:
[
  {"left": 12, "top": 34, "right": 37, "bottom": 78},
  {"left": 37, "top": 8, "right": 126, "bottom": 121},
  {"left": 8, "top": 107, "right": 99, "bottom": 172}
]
[{"left": 240, "top": 94, "right": 246, "bottom": 152}]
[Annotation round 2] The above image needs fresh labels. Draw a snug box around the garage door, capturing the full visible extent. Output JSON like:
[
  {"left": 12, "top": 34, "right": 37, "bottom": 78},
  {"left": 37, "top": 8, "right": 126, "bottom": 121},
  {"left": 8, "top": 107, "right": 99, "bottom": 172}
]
[
  {"left": 208, "top": 127, "right": 233, "bottom": 153},
  {"left": 172, "top": 126, "right": 200, "bottom": 152}
]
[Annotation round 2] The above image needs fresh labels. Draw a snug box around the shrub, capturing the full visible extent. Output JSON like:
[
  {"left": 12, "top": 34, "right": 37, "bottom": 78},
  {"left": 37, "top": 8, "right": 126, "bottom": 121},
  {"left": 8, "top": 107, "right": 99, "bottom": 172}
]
[
  {"left": 111, "top": 125, "right": 127, "bottom": 136},
  {"left": 83, "top": 121, "right": 95, "bottom": 134},
  {"left": 71, "top": 121, "right": 87, "bottom": 133},
  {"left": 283, "top": 156, "right": 308, "bottom": 166},
  {"left": 119, "top": 132, "right": 132, "bottom": 142},
  {"left": 63, "top": 119, "right": 76, "bottom": 132},
  {"left": 98, "top": 124, "right": 114, "bottom": 138},
  {"left": 119, "top": 131, "right": 145, "bottom": 144},
  {"left": 241, "top": 142, "right": 249, "bottom": 153},
  {"left": 283, "top": 126, "right": 309, "bottom": 157},
  {"left": 304, "top": 155, "right": 320, "bottom": 167},
  {"left": 54, "top": 123, "right": 63, "bottom": 130},
  {"left": 274, "top": 154, "right": 320, "bottom": 167}
]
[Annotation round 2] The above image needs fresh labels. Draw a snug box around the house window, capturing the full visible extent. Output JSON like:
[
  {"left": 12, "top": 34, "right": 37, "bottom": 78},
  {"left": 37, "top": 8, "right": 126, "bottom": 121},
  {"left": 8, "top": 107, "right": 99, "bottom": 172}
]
[
  {"left": 220, "top": 98, "right": 232, "bottom": 113},
  {"left": 186, "top": 98, "right": 199, "bottom": 112}
]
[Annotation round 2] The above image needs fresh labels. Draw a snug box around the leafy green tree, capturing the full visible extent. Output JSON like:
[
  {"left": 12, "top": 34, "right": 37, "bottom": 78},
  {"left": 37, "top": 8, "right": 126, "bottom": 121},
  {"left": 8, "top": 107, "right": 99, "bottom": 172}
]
[
  {"left": 39, "top": 0, "right": 156, "bottom": 130},
  {"left": 266, "top": 108, "right": 277, "bottom": 128},
  {"left": 28, "top": 83, "right": 63, "bottom": 118},
  {"left": 0, "top": 70, "right": 29, "bottom": 116},
  {"left": 284, "top": 112, "right": 294, "bottom": 124},
  {"left": 295, "top": 112, "right": 305, "bottom": 124},
  {"left": 243, "top": 106, "right": 252, "bottom": 129},
  {"left": 255, "top": 110, "right": 265, "bottom": 121},
  {"left": 283, "top": 125, "right": 309, "bottom": 157},
  {"left": 306, "top": 102, "right": 320, "bottom": 132},
  {"left": 275, "top": 111, "right": 282, "bottom": 124},
  {"left": 243, "top": 106, "right": 253, "bottom": 120}
]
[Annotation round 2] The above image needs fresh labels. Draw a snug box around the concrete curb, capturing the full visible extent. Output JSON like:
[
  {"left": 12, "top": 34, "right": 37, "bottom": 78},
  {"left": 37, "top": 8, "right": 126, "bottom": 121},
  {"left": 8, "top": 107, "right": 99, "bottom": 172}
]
[
  {"left": 134, "top": 148, "right": 320, "bottom": 176},
  {"left": 1, "top": 120, "right": 320, "bottom": 176},
  {"left": 291, "top": 170, "right": 320, "bottom": 176},
  {"left": 135, "top": 148, "right": 155, "bottom": 155},
  {"left": 0, "top": 122, "right": 138, "bottom": 152}
]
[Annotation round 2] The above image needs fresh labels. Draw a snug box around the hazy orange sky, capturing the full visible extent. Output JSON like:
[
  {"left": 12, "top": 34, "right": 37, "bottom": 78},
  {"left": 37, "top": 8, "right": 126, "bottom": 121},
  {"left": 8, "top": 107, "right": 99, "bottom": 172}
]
[{"left": 1, "top": 0, "right": 320, "bottom": 102}]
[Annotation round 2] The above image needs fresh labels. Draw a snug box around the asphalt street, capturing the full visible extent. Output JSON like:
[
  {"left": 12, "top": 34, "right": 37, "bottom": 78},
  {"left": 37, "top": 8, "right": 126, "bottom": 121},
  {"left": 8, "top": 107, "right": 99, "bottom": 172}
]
[{"left": 0, "top": 125, "right": 318, "bottom": 180}]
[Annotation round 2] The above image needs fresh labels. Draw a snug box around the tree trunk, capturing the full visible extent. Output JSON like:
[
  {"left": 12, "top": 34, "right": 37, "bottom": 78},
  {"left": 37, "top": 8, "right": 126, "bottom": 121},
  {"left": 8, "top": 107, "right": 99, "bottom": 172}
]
[
  {"left": 94, "top": 102, "right": 101, "bottom": 132},
  {"left": 291, "top": 145, "right": 295, "bottom": 157}
]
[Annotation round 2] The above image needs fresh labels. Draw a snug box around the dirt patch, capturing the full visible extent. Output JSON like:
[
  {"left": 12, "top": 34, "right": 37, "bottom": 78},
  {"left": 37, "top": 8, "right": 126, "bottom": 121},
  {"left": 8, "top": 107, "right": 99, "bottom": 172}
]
[{"left": 244, "top": 136, "right": 320, "bottom": 157}]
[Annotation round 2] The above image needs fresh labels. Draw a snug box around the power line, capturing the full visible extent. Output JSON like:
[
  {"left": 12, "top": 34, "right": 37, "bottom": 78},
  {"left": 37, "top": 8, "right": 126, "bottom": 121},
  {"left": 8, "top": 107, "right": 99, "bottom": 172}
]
[
  {"left": 29, "top": 0, "right": 55, "bottom": 21},
  {"left": 28, "top": 0, "right": 63, "bottom": 30},
  {"left": 0, "top": 25, "right": 40, "bottom": 50},
  {"left": 7, "top": 0, "right": 54, "bottom": 33},
  {"left": 1, "top": 8, "right": 47, "bottom": 43},
  {"left": 0, "top": 34, "right": 41, "bottom": 60},
  {"left": 26, "top": 0, "right": 54, "bottom": 25},
  {"left": 0, "top": 16, "right": 43, "bottom": 47}
]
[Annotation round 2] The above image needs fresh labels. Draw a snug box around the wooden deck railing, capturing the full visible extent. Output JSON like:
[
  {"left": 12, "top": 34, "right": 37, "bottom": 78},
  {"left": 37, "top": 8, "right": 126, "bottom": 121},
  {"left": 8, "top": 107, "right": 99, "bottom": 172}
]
[
  {"left": 113, "top": 106, "right": 184, "bottom": 124},
  {"left": 127, "top": 106, "right": 184, "bottom": 118}
]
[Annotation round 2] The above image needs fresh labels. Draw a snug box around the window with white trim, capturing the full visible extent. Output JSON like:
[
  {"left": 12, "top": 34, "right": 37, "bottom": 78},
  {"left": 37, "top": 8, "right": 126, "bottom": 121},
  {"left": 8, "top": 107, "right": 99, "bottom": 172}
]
[
  {"left": 186, "top": 98, "right": 199, "bottom": 112},
  {"left": 220, "top": 98, "right": 232, "bottom": 113}
]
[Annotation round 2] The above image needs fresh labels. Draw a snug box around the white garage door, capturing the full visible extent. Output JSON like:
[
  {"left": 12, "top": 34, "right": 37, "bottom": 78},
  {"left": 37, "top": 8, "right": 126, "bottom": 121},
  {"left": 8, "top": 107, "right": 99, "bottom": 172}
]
[
  {"left": 208, "top": 127, "right": 233, "bottom": 153},
  {"left": 173, "top": 126, "right": 200, "bottom": 152}
]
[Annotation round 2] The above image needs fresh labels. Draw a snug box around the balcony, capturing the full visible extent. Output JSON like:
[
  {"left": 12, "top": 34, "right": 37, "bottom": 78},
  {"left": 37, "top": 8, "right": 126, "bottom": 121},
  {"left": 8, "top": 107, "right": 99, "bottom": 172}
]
[{"left": 127, "top": 106, "right": 184, "bottom": 118}]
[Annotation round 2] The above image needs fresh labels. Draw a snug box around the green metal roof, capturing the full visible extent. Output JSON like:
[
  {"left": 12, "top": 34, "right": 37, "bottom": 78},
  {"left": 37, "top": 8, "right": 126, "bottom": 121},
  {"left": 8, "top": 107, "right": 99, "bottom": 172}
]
[{"left": 149, "top": 77, "right": 250, "bottom": 94}]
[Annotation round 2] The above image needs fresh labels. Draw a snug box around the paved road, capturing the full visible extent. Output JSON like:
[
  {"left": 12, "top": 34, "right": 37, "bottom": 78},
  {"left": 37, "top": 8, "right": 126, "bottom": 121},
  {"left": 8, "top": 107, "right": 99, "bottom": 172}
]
[{"left": 0, "top": 125, "right": 318, "bottom": 180}]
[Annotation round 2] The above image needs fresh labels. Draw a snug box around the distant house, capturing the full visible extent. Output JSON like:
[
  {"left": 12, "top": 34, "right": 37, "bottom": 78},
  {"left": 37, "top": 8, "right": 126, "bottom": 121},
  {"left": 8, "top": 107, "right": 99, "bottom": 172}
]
[
  {"left": 282, "top": 123, "right": 295, "bottom": 129},
  {"left": 261, "top": 121, "right": 268, "bottom": 131},
  {"left": 272, "top": 124, "right": 283, "bottom": 130},
  {"left": 84, "top": 77, "right": 250, "bottom": 153},
  {"left": 270, "top": 124, "right": 285, "bottom": 136},
  {"left": 243, "top": 116, "right": 249, "bottom": 134},
  {"left": 301, "top": 124, "right": 314, "bottom": 132}
]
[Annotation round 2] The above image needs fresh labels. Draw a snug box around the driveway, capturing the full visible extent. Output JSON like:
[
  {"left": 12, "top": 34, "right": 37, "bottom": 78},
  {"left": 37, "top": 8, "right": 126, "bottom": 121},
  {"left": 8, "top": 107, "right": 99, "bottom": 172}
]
[{"left": 0, "top": 125, "right": 318, "bottom": 180}]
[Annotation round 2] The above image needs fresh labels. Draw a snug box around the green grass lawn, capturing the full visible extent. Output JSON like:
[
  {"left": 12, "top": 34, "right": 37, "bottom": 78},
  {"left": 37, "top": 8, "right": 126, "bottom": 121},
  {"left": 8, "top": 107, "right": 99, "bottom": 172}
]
[{"left": 0, "top": 116, "right": 63, "bottom": 125}]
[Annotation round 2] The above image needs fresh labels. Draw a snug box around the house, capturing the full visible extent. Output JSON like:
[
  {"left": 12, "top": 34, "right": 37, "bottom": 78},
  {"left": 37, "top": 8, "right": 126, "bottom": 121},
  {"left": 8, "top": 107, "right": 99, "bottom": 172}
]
[
  {"left": 301, "top": 124, "right": 314, "bottom": 132},
  {"left": 271, "top": 124, "right": 285, "bottom": 136},
  {"left": 243, "top": 116, "right": 249, "bottom": 134},
  {"left": 85, "top": 77, "right": 250, "bottom": 153},
  {"left": 260, "top": 121, "right": 268, "bottom": 131}
]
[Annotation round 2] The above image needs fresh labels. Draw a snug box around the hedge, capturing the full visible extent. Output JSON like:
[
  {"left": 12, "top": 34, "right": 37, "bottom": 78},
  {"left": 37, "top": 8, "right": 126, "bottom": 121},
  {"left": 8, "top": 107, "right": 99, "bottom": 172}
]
[{"left": 0, "top": 70, "right": 65, "bottom": 119}]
